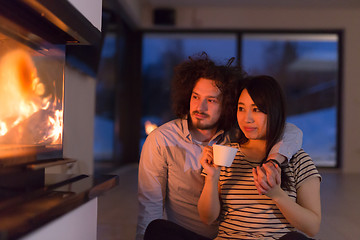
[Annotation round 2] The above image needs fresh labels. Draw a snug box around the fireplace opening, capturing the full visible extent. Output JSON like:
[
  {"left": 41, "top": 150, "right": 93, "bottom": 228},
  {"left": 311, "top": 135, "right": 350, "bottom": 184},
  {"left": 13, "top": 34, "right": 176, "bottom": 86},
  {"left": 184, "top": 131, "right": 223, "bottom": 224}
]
[
  {"left": 0, "top": 0, "right": 102, "bottom": 173},
  {"left": 0, "top": 30, "right": 65, "bottom": 164}
]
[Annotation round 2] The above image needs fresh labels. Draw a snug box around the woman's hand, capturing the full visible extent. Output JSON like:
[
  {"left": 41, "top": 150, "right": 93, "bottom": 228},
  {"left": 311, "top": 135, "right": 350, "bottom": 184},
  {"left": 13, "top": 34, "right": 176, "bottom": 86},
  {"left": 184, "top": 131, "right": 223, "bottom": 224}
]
[
  {"left": 252, "top": 162, "right": 282, "bottom": 198},
  {"left": 200, "top": 146, "right": 221, "bottom": 179},
  {"left": 198, "top": 146, "right": 222, "bottom": 224}
]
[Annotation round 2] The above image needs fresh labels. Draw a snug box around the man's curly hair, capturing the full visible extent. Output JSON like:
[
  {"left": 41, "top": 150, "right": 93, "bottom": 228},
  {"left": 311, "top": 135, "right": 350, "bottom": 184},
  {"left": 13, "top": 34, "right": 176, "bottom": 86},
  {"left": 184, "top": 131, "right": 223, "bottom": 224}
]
[{"left": 171, "top": 52, "right": 246, "bottom": 132}]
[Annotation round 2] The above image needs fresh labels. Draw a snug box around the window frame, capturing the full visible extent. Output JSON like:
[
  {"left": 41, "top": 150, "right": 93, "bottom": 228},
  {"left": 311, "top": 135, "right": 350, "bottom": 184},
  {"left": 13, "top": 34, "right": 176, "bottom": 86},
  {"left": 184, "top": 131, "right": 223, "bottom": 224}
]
[{"left": 140, "top": 29, "right": 343, "bottom": 168}]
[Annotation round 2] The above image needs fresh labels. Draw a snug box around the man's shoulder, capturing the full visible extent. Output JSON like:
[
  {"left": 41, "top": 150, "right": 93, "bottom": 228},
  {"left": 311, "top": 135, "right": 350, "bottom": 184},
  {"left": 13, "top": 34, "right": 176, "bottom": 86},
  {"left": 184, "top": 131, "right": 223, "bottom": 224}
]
[
  {"left": 147, "top": 119, "right": 185, "bottom": 140},
  {"left": 153, "top": 119, "right": 183, "bottom": 133}
]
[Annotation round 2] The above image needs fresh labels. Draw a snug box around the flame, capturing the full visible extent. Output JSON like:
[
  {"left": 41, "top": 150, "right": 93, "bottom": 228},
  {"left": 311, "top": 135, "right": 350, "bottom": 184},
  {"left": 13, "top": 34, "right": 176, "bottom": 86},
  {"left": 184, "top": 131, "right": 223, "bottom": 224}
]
[
  {"left": 45, "top": 109, "right": 63, "bottom": 143},
  {"left": 0, "top": 49, "right": 63, "bottom": 145},
  {"left": 0, "top": 122, "right": 7, "bottom": 136},
  {"left": 145, "top": 120, "right": 158, "bottom": 135}
]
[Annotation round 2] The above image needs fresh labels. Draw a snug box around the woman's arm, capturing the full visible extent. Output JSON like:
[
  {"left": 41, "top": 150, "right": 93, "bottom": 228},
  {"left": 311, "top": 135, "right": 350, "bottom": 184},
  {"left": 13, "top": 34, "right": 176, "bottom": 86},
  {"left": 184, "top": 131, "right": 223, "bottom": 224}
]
[
  {"left": 271, "top": 177, "right": 321, "bottom": 236},
  {"left": 254, "top": 164, "right": 321, "bottom": 237},
  {"left": 198, "top": 175, "right": 221, "bottom": 224},
  {"left": 197, "top": 146, "right": 221, "bottom": 225}
]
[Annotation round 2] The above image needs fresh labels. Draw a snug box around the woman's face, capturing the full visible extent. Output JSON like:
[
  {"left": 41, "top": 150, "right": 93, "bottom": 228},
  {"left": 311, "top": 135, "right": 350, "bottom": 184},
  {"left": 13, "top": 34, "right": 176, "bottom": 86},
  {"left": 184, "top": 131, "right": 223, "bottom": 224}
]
[{"left": 237, "top": 89, "right": 267, "bottom": 140}]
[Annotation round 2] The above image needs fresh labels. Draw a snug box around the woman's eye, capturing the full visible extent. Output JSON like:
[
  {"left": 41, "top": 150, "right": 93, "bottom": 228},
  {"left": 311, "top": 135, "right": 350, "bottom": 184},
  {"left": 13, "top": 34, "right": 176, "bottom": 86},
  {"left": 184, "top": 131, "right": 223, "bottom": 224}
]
[
  {"left": 253, "top": 108, "right": 260, "bottom": 112},
  {"left": 238, "top": 107, "right": 244, "bottom": 111}
]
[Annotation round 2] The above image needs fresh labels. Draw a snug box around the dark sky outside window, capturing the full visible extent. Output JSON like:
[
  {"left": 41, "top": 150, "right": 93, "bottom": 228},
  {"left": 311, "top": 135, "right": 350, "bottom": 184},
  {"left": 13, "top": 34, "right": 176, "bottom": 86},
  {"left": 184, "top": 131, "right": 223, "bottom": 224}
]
[
  {"left": 94, "top": 34, "right": 116, "bottom": 162},
  {"left": 140, "top": 32, "right": 339, "bottom": 167},
  {"left": 242, "top": 34, "right": 338, "bottom": 167},
  {"left": 141, "top": 34, "right": 237, "bottom": 147},
  {"left": 143, "top": 34, "right": 237, "bottom": 69}
]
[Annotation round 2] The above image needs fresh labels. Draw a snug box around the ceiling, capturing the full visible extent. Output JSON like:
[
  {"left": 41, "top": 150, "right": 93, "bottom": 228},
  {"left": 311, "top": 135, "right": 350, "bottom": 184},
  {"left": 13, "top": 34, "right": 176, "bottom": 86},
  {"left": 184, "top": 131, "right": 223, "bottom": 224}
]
[{"left": 144, "top": 0, "right": 360, "bottom": 8}]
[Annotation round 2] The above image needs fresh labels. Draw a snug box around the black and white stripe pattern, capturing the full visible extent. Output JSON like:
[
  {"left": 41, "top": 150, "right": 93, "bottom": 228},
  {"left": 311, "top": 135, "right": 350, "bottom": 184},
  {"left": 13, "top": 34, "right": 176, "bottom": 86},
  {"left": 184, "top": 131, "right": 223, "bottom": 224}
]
[{"left": 215, "top": 144, "right": 321, "bottom": 240}]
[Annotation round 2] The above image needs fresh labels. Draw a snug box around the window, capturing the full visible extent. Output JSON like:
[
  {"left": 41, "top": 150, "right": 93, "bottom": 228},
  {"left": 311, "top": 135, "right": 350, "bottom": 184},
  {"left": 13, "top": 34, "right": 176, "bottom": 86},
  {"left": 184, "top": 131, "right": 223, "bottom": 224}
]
[
  {"left": 242, "top": 33, "right": 339, "bottom": 167},
  {"left": 141, "top": 32, "right": 341, "bottom": 167},
  {"left": 94, "top": 33, "right": 116, "bottom": 165},
  {"left": 141, "top": 33, "right": 237, "bottom": 146}
]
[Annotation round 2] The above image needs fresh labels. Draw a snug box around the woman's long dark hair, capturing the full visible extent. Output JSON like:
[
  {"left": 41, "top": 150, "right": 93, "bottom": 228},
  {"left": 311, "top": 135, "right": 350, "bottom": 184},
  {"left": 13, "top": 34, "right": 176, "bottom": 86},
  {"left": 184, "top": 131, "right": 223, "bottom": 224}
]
[{"left": 235, "top": 75, "right": 291, "bottom": 190}]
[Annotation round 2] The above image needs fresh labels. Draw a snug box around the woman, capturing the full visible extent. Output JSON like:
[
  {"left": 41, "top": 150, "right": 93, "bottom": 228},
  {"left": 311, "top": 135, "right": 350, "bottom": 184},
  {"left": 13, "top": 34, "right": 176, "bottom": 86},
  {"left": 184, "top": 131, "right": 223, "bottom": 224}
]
[{"left": 198, "top": 75, "right": 321, "bottom": 239}]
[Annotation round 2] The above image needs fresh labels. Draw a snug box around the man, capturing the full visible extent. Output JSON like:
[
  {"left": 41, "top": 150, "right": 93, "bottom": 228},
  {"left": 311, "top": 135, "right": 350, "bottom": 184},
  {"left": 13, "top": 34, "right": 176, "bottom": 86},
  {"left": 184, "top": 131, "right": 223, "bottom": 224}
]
[{"left": 136, "top": 53, "right": 302, "bottom": 239}]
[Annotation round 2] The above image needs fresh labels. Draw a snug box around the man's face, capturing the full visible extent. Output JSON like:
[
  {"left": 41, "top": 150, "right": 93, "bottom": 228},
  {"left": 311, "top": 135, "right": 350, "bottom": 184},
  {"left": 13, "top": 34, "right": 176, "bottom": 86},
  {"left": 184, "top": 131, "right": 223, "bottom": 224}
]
[{"left": 189, "top": 78, "right": 222, "bottom": 131}]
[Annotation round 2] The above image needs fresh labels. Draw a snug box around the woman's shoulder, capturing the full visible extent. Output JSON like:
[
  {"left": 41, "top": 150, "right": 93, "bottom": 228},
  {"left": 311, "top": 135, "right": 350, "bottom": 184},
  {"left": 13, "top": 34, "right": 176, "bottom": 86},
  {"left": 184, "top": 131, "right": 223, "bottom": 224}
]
[
  {"left": 291, "top": 149, "right": 310, "bottom": 160},
  {"left": 288, "top": 149, "right": 322, "bottom": 187},
  {"left": 288, "top": 149, "right": 315, "bottom": 169}
]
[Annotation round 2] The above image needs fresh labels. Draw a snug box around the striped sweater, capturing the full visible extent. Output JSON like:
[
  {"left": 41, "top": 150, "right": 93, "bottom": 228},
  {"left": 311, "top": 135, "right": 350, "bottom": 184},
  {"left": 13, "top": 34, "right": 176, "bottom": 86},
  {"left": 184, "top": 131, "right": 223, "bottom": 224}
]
[{"left": 215, "top": 143, "right": 321, "bottom": 240}]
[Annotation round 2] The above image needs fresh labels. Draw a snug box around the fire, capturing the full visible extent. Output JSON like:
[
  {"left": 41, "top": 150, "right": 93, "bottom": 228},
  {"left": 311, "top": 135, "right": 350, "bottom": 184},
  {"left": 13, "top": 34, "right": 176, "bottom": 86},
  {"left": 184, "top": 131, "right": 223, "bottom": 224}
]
[
  {"left": 46, "top": 109, "right": 63, "bottom": 143},
  {"left": 145, "top": 120, "right": 158, "bottom": 135},
  {"left": 0, "top": 122, "right": 7, "bottom": 136},
  {"left": 0, "top": 49, "right": 63, "bottom": 145}
]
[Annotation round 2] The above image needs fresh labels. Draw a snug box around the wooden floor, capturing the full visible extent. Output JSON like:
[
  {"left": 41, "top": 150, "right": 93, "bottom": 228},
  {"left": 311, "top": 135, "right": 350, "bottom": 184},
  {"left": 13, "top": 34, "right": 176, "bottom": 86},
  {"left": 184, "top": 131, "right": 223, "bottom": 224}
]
[{"left": 97, "top": 164, "right": 360, "bottom": 240}]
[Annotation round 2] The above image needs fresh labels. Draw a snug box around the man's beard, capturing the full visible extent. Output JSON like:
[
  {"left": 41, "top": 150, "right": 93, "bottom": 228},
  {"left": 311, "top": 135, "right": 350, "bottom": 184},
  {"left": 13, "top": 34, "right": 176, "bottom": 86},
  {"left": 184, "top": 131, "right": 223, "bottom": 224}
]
[{"left": 190, "top": 111, "right": 219, "bottom": 130}]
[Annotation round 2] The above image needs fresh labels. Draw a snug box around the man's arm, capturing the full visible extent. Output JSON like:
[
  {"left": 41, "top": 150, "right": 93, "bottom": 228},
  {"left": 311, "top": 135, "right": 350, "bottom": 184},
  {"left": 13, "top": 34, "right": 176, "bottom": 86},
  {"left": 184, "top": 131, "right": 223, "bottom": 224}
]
[
  {"left": 267, "top": 122, "right": 303, "bottom": 164},
  {"left": 136, "top": 133, "right": 168, "bottom": 240},
  {"left": 256, "top": 123, "right": 303, "bottom": 196}
]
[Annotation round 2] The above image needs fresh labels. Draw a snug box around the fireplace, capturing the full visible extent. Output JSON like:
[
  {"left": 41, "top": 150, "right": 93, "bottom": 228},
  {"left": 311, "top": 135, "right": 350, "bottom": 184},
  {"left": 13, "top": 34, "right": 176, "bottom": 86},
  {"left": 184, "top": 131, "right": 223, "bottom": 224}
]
[
  {"left": 0, "top": 1, "right": 118, "bottom": 239},
  {"left": 0, "top": 31, "right": 64, "bottom": 164},
  {"left": 0, "top": 0, "right": 101, "bottom": 183},
  {"left": 0, "top": 0, "right": 101, "bottom": 168}
]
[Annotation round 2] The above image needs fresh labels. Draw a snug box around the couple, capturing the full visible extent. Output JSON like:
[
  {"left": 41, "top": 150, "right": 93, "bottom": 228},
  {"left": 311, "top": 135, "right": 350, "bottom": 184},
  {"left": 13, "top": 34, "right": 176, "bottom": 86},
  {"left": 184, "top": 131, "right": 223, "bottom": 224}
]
[{"left": 137, "top": 53, "right": 321, "bottom": 240}]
